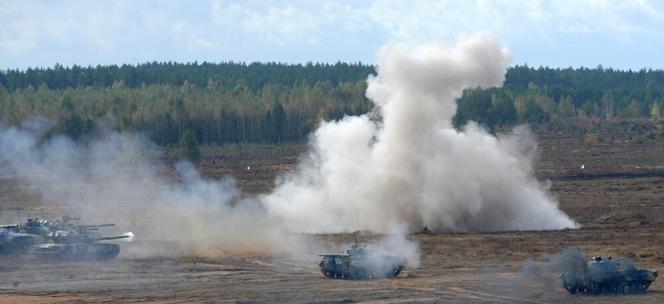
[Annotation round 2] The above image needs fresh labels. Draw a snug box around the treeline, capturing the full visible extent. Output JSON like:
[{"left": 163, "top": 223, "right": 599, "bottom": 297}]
[
  {"left": 2, "top": 62, "right": 664, "bottom": 146},
  {"left": 454, "top": 66, "right": 664, "bottom": 131},
  {"left": 0, "top": 62, "right": 374, "bottom": 92},
  {"left": 0, "top": 78, "right": 369, "bottom": 145},
  {"left": 455, "top": 65, "right": 664, "bottom": 131}
]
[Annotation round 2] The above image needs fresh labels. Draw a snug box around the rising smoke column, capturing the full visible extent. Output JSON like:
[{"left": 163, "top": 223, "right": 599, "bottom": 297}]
[{"left": 264, "top": 34, "right": 577, "bottom": 233}]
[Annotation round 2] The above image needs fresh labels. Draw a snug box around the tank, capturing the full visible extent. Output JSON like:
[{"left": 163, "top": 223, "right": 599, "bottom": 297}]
[
  {"left": 561, "top": 256, "right": 658, "bottom": 294},
  {"left": 1, "top": 217, "right": 130, "bottom": 260},
  {"left": 319, "top": 244, "right": 407, "bottom": 280},
  {"left": 29, "top": 236, "right": 125, "bottom": 261},
  {"left": 0, "top": 229, "right": 43, "bottom": 254},
  {"left": 0, "top": 219, "right": 53, "bottom": 254},
  {"left": 29, "top": 225, "right": 129, "bottom": 261}
]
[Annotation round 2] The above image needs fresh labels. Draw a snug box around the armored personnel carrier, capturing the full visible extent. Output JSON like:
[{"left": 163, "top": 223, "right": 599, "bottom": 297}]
[
  {"left": 561, "top": 256, "right": 658, "bottom": 294},
  {"left": 319, "top": 244, "right": 406, "bottom": 280}
]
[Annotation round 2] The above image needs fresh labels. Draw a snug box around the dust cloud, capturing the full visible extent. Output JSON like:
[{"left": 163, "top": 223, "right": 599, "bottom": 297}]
[
  {"left": 512, "top": 247, "right": 587, "bottom": 294},
  {"left": 0, "top": 34, "right": 575, "bottom": 262},
  {"left": 0, "top": 123, "right": 278, "bottom": 256},
  {"left": 263, "top": 34, "right": 577, "bottom": 233}
]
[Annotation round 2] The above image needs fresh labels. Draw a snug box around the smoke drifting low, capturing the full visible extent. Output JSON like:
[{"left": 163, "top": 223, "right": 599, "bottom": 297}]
[
  {"left": 0, "top": 34, "right": 575, "bottom": 260},
  {"left": 0, "top": 124, "right": 278, "bottom": 256},
  {"left": 264, "top": 34, "right": 577, "bottom": 233},
  {"left": 513, "top": 248, "right": 587, "bottom": 294},
  {"left": 510, "top": 248, "right": 640, "bottom": 297}
]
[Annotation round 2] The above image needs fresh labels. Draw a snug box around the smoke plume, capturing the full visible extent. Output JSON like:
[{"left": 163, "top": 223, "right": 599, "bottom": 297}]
[
  {"left": 0, "top": 34, "right": 575, "bottom": 262},
  {"left": 263, "top": 34, "right": 577, "bottom": 233},
  {"left": 0, "top": 123, "right": 279, "bottom": 256}
]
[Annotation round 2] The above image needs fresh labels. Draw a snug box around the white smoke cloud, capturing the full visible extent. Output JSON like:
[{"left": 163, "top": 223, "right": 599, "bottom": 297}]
[
  {"left": 0, "top": 126, "right": 279, "bottom": 257},
  {"left": 263, "top": 33, "right": 577, "bottom": 233},
  {"left": 0, "top": 34, "right": 575, "bottom": 265}
]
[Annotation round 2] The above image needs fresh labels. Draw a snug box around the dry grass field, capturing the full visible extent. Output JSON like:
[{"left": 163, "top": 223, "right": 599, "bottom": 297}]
[{"left": 1, "top": 129, "right": 663, "bottom": 303}]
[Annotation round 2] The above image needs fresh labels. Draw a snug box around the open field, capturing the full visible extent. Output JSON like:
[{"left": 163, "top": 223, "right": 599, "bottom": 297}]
[{"left": 1, "top": 130, "right": 663, "bottom": 303}]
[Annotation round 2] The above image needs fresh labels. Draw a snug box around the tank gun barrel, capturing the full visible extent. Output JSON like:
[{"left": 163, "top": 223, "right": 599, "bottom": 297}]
[
  {"left": 92, "top": 235, "right": 129, "bottom": 241},
  {"left": 79, "top": 224, "right": 115, "bottom": 228},
  {"left": 0, "top": 224, "right": 19, "bottom": 229}
]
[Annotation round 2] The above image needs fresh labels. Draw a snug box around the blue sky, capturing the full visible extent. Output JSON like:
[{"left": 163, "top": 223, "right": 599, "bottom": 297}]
[{"left": 2, "top": 0, "right": 664, "bottom": 70}]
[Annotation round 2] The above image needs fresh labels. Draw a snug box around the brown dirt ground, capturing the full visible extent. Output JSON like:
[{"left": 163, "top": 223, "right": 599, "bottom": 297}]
[{"left": 1, "top": 131, "right": 663, "bottom": 303}]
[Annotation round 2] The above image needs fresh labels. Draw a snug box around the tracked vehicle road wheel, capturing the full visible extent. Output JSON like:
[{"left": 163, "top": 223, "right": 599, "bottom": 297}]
[{"left": 623, "top": 284, "right": 631, "bottom": 294}]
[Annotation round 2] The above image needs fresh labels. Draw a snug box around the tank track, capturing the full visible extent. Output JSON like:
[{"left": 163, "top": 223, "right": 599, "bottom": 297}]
[
  {"left": 565, "top": 281, "right": 652, "bottom": 295},
  {"left": 321, "top": 267, "right": 403, "bottom": 280}
]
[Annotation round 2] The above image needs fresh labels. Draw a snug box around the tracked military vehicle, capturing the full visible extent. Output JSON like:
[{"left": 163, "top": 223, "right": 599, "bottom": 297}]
[
  {"left": 1, "top": 217, "right": 131, "bottom": 260},
  {"left": 561, "top": 256, "right": 658, "bottom": 295},
  {"left": 0, "top": 228, "right": 43, "bottom": 254},
  {"left": 319, "top": 244, "right": 406, "bottom": 280},
  {"left": 29, "top": 232, "right": 128, "bottom": 261},
  {"left": 0, "top": 218, "right": 55, "bottom": 254}
]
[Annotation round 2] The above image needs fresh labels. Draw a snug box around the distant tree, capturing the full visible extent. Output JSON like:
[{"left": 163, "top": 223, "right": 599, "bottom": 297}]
[
  {"left": 271, "top": 103, "right": 287, "bottom": 143},
  {"left": 629, "top": 99, "right": 643, "bottom": 118},
  {"left": 522, "top": 99, "right": 549, "bottom": 124},
  {"left": 62, "top": 113, "right": 84, "bottom": 140},
  {"left": 601, "top": 92, "right": 615, "bottom": 121},
  {"left": 651, "top": 102, "right": 662, "bottom": 120},
  {"left": 489, "top": 93, "right": 517, "bottom": 126},
  {"left": 180, "top": 129, "right": 200, "bottom": 163},
  {"left": 558, "top": 96, "right": 576, "bottom": 119},
  {"left": 579, "top": 100, "right": 596, "bottom": 119},
  {"left": 514, "top": 96, "right": 528, "bottom": 120},
  {"left": 454, "top": 88, "right": 493, "bottom": 127},
  {"left": 534, "top": 94, "right": 556, "bottom": 118}
]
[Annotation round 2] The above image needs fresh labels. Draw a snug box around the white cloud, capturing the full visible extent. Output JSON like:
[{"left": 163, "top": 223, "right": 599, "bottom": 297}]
[
  {"left": 367, "top": 0, "right": 548, "bottom": 42},
  {"left": 364, "top": 0, "right": 664, "bottom": 42},
  {"left": 4, "top": 0, "right": 664, "bottom": 52},
  {"left": 2, "top": 0, "right": 664, "bottom": 68},
  {"left": 0, "top": 1, "right": 132, "bottom": 53},
  {"left": 210, "top": 0, "right": 372, "bottom": 45},
  {"left": 551, "top": 0, "right": 664, "bottom": 36}
]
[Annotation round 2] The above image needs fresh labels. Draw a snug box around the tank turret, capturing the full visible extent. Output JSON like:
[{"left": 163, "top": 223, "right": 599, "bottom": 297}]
[
  {"left": 561, "top": 255, "right": 658, "bottom": 294},
  {"left": 319, "top": 244, "right": 407, "bottom": 280}
]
